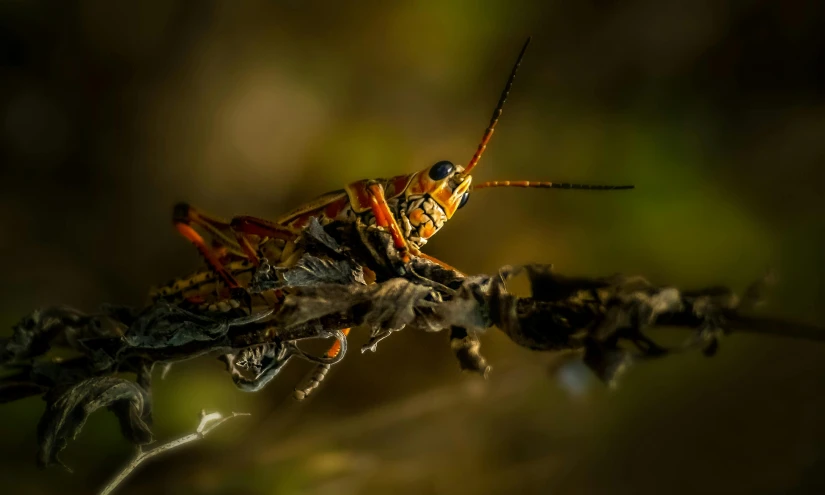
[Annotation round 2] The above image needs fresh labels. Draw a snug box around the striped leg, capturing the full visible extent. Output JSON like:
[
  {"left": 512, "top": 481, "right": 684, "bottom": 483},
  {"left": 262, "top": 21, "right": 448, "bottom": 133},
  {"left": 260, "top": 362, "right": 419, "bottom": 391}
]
[{"left": 292, "top": 328, "right": 351, "bottom": 401}]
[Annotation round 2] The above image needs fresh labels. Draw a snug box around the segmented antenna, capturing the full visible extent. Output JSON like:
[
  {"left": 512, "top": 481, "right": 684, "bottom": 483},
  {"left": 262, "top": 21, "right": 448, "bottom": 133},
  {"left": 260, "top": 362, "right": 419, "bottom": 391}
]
[
  {"left": 462, "top": 37, "right": 531, "bottom": 176},
  {"left": 473, "top": 180, "right": 634, "bottom": 190}
]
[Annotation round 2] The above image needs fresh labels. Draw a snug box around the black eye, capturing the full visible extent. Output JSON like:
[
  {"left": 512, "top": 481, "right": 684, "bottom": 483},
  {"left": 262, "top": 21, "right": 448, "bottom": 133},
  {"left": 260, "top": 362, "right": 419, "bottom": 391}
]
[
  {"left": 428, "top": 160, "right": 455, "bottom": 180},
  {"left": 458, "top": 192, "right": 469, "bottom": 209}
]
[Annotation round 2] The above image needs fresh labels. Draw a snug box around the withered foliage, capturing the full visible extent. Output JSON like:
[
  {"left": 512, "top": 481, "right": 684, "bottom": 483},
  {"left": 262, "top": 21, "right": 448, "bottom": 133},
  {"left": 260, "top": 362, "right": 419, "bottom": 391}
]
[{"left": 1, "top": 219, "right": 821, "bottom": 470}]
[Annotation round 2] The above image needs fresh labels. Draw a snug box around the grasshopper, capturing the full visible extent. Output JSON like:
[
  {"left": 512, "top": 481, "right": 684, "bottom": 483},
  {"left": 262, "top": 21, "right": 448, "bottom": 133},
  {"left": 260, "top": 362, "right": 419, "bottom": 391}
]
[{"left": 150, "top": 37, "right": 633, "bottom": 398}]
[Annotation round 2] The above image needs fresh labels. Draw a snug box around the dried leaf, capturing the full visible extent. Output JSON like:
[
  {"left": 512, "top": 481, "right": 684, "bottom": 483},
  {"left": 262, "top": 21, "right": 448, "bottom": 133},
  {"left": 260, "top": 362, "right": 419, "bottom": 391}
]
[
  {"left": 449, "top": 327, "right": 491, "bottom": 377},
  {"left": 124, "top": 301, "right": 271, "bottom": 349},
  {"left": 302, "top": 217, "right": 345, "bottom": 253},
  {"left": 1, "top": 307, "right": 90, "bottom": 365},
  {"left": 282, "top": 254, "right": 365, "bottom": 287},
  {"left": 37, "top": 377, "right": 152, "bottom": 468},
  {"left": 124, "top": 302, "right": 228, "bottom": 348}
]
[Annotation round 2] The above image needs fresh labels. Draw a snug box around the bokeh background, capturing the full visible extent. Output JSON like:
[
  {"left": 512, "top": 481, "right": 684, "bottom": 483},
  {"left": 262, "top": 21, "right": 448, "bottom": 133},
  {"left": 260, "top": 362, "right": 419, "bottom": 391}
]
[{"left": 1, "top": 1, "right": 823, "bottom": 494}]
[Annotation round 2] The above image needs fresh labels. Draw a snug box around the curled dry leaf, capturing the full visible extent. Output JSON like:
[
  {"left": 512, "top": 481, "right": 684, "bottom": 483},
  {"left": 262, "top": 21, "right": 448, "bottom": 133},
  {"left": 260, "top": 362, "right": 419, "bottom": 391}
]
[{"left": 37, "top": 376, "right": 153, "bottom": 469}]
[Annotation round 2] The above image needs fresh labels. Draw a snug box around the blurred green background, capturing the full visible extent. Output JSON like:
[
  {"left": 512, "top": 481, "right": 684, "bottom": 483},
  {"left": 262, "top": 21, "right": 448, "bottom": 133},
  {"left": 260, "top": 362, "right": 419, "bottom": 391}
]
[{"left": 1, "top": 1, "right": 823, "bottom": 494}]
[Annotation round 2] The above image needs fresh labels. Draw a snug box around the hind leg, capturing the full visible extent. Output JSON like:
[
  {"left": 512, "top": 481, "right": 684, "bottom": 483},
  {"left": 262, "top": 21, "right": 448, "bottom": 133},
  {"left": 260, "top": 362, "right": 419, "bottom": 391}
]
[
  {"left": 228, "top": 215, "right": 300, "bottom": 266},
  {"left": 173, "top": 203, "right": 243, "bottom": 289},
  {"left": 172, "top": 205, "right": 301, "bottom": 288},
  {"left": 292, "top": 328, "right": 351, "bottom": 401}
]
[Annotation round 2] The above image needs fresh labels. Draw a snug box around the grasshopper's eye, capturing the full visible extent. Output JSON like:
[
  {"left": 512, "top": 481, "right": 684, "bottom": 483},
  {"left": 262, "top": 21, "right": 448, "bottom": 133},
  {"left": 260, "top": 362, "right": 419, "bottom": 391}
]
[
  {"left": 428, "top": 161, "right": 455, "bottom": 181},
  {"left": 458, "top": 192, "right": 469, "bottom": 209}
]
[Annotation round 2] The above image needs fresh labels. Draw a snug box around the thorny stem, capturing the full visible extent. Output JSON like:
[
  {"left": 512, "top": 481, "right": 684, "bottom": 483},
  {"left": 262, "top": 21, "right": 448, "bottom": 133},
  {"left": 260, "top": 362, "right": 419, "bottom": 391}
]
[{"left": 98, "top": 410, "right": 250, "bottom": 495}]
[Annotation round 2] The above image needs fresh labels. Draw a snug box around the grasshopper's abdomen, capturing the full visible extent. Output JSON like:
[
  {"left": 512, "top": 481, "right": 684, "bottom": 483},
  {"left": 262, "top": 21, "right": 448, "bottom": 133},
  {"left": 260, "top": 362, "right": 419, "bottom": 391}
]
[
  {"left": 148, "top": 237, "right": 305, "bottom": 307},
  {"left": 148, "top": 258, "right": 254, "bottom": 304}
]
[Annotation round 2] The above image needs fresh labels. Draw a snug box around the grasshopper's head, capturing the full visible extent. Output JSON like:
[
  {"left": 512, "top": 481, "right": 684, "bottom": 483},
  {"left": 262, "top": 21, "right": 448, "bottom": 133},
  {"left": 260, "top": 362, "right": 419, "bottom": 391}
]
[
  {"left": 397, "top": 160, "right": 471, "bottom": 247},
  {"left": 396, "top": 37, "right": 532, "bottom": 247},
  {"left": 406, "top": 160, "right": 471, "bottom": 219},
  {"left": 398, "top": 36, "right": 633, "bottom": 248}
]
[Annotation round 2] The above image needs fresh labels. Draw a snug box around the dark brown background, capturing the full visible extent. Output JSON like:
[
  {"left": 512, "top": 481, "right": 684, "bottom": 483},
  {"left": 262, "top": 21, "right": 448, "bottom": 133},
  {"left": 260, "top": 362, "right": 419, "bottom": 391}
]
[{"left": 1, "top": 1, "right": 823, "bottom": 494}]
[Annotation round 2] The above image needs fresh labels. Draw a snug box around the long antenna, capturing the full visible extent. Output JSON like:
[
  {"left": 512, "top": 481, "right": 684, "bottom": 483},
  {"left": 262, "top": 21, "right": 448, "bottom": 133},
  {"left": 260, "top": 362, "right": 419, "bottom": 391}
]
[
  {"left": 462, "top": 37, "right": 531, "bottom": 176},
  {"left": 473, "top": 180, "right": 634, "bottom": 190}
]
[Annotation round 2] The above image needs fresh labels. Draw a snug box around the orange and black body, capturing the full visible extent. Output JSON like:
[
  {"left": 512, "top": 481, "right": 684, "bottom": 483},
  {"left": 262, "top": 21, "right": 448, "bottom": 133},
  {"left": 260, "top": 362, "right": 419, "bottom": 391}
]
[
  {"left": 283, "top": 168, "right": 471, "bottom": 247},
  {"left": 152, "top": 36, "right": 634, "bottom": 398}
]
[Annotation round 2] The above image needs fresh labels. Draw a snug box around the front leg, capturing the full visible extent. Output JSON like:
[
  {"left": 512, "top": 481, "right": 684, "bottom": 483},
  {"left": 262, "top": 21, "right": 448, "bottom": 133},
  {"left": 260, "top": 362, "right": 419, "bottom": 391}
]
[
  {"left": 366, "top": 183, "right": 411, "bottom": 264},
  {"left": 364, "top": 184, "right": 467, "bottom": 279}
]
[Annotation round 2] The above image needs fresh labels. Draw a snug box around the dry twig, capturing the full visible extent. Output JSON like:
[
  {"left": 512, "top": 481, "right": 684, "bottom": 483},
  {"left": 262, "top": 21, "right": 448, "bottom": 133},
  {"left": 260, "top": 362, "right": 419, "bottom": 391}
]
[
  {"left": 1, "top": 220, "right": 822, "bottom": 487},
  {"left": 99, "top": 410, "right": 249, "bottom": 495}
]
